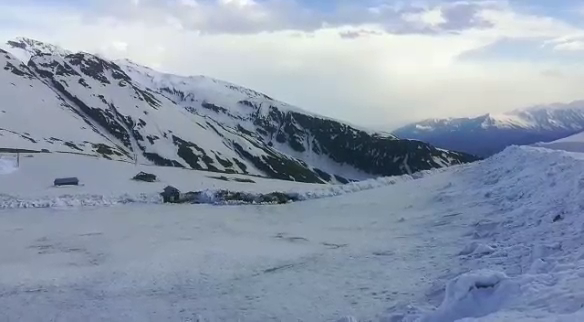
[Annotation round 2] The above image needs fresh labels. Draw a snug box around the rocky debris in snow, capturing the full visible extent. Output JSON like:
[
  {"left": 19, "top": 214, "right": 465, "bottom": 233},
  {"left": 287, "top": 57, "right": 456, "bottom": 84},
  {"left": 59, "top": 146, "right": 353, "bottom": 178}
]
[
  {"left": 208, "top": 175, "right": 230, "bottom": 181},
  {"left": 208, "top": 175, "right": 256, "bottom": 183}
]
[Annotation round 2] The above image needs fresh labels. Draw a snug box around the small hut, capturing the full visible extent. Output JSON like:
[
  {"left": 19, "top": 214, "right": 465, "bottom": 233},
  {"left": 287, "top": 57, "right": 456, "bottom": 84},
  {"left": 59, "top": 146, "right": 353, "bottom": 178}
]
[
  {"left": 161, "top": 185, "right": 180, "bottom": 203},
  {"left": 54, "top": 177, "right": 79, "bottom": 186}
]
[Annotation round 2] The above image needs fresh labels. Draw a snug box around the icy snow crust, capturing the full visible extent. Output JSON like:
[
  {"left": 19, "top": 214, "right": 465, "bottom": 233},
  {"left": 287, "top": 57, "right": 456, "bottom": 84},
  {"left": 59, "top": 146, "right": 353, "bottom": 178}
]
[{"left": 2, "top": 146, "right": 584, "bottom": 321}]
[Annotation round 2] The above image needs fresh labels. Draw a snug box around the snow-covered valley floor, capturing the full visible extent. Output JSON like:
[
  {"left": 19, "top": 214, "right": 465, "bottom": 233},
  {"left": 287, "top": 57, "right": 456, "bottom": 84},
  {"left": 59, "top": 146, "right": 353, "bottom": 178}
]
[{"left": 1, "top": 147, "right": 584, "bottom": 321}]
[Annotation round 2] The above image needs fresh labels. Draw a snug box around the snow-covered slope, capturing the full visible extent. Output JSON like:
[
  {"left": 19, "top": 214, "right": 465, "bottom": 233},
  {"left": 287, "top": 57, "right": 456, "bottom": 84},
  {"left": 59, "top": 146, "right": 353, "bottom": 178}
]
[
  {"left": 0, "top": 37, "right": 478, "bottom": 183},
  {"left": 0, "top": 49, "right": 129, "bottom": 159},
  {"left": 534, "top": 130, "right": 584, "bottom": 153},
  {"left": 393, "top": 102, "right": 584, "bottom": 157},
  {"left": 1, "top": 146, "right": 584, "bottom": 321}
]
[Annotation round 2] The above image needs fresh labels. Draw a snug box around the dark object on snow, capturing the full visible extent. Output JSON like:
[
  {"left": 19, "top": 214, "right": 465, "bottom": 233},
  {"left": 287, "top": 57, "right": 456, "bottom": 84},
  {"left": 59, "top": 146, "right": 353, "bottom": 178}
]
[
  {"left": 208, "top": 175, "right": 256, "bottom": 184},
  {"left": 54, "top": 177, "right": 79, "bottom": 186},
  {"left": 161, "top": 185, "right": 180, "bottom": 203},
  {"left": 209, "top": 175, "right": 230, "bottom": 182},
  {"left": 233, "top": 177, "right": 256, "bottom": 183},
  {"left": 215, "top": 190, "right": 298, "bottom": 204},
  {"left": 553, "top": 214, "right": 564, "bottom": 222},
  {"left": 132, "top": 171, "right": 157, "bottom": 182},
  {"left": 160, "top": 186, "right": 300, "bottom": 205}
]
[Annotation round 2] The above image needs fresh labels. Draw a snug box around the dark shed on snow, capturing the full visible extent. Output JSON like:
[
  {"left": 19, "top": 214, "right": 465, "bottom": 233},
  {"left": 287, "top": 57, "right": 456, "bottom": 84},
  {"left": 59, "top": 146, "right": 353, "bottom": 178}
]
[
  {"left": 161, "top": 185, "right": 180, "bottom": 203},
  {"left": 54, "top": 177, "right": 80, "bottom": 186}
]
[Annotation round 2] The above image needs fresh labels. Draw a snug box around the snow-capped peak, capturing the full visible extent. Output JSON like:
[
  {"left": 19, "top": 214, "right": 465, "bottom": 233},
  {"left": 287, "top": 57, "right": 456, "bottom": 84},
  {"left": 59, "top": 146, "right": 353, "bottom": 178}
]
[
  {"left": 479, "top": 113, "right": 534, "bottom": 129},
  {"left": 2, "top": 37, "right": 72, "bottom": 63}
]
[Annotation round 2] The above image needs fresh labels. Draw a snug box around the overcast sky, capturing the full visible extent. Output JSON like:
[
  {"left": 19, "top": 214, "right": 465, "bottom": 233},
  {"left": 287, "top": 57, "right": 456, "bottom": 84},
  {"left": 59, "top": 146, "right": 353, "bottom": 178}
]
[{"left": 2, "top": 0, "right": 584, "bottom": 129}]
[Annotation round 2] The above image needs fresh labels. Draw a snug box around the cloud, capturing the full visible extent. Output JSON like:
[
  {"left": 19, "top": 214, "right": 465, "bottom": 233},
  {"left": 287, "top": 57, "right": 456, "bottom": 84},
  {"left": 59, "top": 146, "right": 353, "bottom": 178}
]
[
  {"left": 438, "top": 2, "right": 494, "bottom": 30},
  {"left": 338, "top": 30, "right": 382, "bottom": 39},
  {"left": 545, "top": 35, "right": 584, "bottom": 52},
  {"left": 69, "top": 0, "right": 503, "bottom": 35},
  {"left": 2, "top": 0, "right": 584, "bottom": 129},
  {"left": 553, "top": 40, "right": 584, "bottom": 51}
]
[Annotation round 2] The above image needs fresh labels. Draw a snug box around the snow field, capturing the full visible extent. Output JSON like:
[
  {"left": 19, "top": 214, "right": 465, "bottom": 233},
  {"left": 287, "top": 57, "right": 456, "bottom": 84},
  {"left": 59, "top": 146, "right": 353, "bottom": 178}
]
[
  {"left": 2, "top": 146, "right": 584, "bottom": 321},
  {"left": 0, "top": 156, "right": 17, "bottom": 175}
]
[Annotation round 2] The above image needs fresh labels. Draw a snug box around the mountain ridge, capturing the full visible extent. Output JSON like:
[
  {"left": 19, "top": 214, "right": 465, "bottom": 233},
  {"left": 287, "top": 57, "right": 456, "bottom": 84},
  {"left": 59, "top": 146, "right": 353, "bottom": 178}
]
[{"left": 393, "top": 104, "right": 584, "bottom": 157}]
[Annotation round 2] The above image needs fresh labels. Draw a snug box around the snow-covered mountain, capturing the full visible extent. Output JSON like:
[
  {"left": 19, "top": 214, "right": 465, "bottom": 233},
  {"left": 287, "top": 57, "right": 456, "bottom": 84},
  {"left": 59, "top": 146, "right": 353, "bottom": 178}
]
[
  {"left": 393, "top": 103, "right": 584, "bottom": 157},
  {"left": 1, "top": 37, "right": 477, "bottom": 183},
  {"left": 0, "top": 47, "right": 129, "bottom": 159}
]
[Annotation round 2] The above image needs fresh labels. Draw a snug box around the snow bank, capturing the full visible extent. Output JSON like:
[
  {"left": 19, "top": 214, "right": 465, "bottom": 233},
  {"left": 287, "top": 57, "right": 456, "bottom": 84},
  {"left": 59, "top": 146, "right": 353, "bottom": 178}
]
[
  {"left": 381, "top": 146, "right": 584, "bottom": 321},
  {"left": 192, "top": 166, "right": 447, "bottom": 205},
  {"left": 0, "top": 193, "right": 160, "bottom": 209},
  {"left": 423, "top": 270, "right": 514, "bottom": 322},
  {"left": 0, "top": 158, "right": 17, "bottom": 175}
]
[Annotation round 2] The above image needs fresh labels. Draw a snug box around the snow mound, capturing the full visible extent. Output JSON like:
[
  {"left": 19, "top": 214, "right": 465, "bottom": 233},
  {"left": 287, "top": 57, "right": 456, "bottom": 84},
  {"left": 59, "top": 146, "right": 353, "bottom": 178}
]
[
  {"left": 0, "top": 158, "right": 17, "bottom": 175},
  {"left": 381, "top": 146, "right": 584, "bottom": 321},
  {"left": 0, "top": 193, "right": 160, "bottom": 209},
  {"left": 426, "top": 270, "right": 513, "bottom": 322}
]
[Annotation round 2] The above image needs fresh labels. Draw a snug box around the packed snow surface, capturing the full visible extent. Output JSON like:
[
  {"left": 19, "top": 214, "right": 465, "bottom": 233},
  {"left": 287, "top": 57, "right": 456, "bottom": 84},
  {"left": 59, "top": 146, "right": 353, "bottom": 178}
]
[
  {"left": 0, "top": 157, "right": 17, "bottom": 174},
  {"left": 1, "top": 146, "right": 584, "bottom": 321}
]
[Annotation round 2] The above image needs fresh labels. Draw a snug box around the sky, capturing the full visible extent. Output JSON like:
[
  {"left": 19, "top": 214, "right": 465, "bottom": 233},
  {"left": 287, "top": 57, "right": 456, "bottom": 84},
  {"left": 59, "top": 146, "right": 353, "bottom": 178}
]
[{"left": 2, "top": 0, "right": 584, "bottom": 129}]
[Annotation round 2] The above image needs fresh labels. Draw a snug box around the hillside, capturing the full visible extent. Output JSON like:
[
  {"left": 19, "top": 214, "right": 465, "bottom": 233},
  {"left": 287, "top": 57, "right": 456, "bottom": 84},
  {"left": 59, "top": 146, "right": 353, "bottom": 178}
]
[
  {"left": 393, "top": 103, "right": 584, "bottom": 157},
  {"left": 0, "top": 37, "right": 478, "bottom": 184}
]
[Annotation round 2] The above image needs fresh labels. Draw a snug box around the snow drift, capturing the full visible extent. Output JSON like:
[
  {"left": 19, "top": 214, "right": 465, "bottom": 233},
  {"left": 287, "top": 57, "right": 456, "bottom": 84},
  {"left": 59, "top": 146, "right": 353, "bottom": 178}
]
[{"left": 374, "top": 146, "right": 584, "bottom": 321}]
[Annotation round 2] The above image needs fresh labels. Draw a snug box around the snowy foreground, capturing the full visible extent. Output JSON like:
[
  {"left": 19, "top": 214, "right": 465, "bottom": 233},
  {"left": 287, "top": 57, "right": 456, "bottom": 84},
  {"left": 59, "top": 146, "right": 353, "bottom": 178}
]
[{"left": 1, "top": 147, "right": 584, "bottom": 321}]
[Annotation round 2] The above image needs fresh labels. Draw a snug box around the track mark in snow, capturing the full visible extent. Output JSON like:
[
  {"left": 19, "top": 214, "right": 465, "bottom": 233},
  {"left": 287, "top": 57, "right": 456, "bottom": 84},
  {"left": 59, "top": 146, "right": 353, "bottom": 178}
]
[
  {"left": 78, "top": 232, "right": 104, "bottom": 237},
  {"left": 372, "top": 250, "right": 396, "bottom": 257},
  {"left": 273, "top": 233, "right": 309, "bottom": 243},
  {"left": 322, "top": 242, "right": 348, "bottom": 249},
  {"left": 263, "top": 264, "right": 296, "bottom": 274}
]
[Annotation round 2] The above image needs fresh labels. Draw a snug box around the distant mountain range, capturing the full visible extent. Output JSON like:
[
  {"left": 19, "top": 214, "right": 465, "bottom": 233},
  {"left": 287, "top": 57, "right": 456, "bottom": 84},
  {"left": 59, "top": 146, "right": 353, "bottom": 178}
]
[
  {"left": 393, "top": 103, "right": 584, "bottom": 157},
  {"left": 0, "top": 37, "right": 478, "bottom": 184}
]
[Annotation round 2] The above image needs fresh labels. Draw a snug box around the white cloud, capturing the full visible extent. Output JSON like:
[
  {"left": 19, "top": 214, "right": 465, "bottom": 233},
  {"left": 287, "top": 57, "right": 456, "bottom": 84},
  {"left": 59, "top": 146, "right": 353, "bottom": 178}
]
[
  {"left": 553, "top": 40, "right": 584, "bottom": 52},
  {"left": 544, "top": 34, "right": 584, "bottom": 52},
  {"left": 1, "top": 1, "right": 584, "bottom": 129}
]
